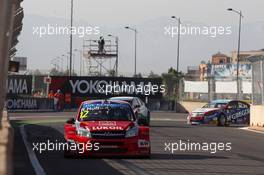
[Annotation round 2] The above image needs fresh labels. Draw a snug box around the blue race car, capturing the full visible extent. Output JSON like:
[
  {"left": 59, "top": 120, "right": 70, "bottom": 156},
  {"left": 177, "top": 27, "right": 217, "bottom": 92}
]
[{"left": 187, "top": 100, "right": 250, "bottom": 126}]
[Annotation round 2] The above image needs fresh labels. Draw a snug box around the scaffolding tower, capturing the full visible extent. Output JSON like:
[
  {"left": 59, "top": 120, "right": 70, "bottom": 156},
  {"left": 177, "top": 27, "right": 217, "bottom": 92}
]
[{"left": 82, "top": 39, "right": 118, "bottom": 76}]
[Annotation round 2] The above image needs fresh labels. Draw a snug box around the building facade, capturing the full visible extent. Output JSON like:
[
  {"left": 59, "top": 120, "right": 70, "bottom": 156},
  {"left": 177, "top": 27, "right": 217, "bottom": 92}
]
[
  {"left": 211, "top": 52, "right": 231, "bottom": 65},
  {"left": 231, "top": 49, "right": 264, "bottom": 64}
]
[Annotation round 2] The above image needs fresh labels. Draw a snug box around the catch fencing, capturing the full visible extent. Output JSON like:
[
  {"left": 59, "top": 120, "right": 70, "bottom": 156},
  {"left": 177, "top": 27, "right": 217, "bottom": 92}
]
[
  {"left": 179, "top": 76, "right": 252, "bottom": 102},
  {"left": 252, "top": 60, "right": 264, "bottom": 105}
]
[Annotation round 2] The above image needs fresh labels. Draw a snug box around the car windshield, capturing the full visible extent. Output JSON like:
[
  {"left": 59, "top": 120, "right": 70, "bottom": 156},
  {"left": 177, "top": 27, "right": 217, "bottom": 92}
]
[
  {"left": 203, "top": 102, "right": 227, "bottom": 108},
  {"left": 79, "top": 103, "right": 134, "bottom": 121},
  {"left": 111, "top": 98, "right": 133, "bottom": 105}
]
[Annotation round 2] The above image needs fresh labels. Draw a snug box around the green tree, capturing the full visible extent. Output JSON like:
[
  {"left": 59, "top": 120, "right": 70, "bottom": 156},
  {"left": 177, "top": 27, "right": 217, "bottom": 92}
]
[
  {"left": 148, "top": 71, "right": 160, "bottom": 78},
  {"left": 50, "top": 68, "right": 68, "bottom": 76},
  {"left": 134, "top": 73, "right": 142, "bottom": 78},
  {"left": 161, "top": 67, "right": 183, "bottom": 100}
]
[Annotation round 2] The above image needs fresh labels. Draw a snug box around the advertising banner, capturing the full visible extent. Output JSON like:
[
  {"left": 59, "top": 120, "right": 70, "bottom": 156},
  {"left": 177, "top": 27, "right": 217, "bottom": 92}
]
[
  {"left": 184, "top": 81, "right": 208, "bottom": 93},
  {"left": 5, "top": 96, "right": 54, "bottom": 110},
  {"left": 215, "top": 81, "right": 237, "bottom": 93},
  {"left": 49, "top": 76, "right": 164, "bottom": 98},
  {"left": 211, "top": 64, "right": 251, "bottom": 79},
  {"left": 6, "top": 75, "right": 32, "bottom": 96}
]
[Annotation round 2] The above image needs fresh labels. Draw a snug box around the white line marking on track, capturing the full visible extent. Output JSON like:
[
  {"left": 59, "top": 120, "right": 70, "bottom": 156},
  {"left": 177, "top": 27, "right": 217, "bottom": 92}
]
[
  {"left": 20, "top": 124, "right": 46, "bottom": 175},
  {"left": 239, "top": 127, "right": 264, "bottom": 134}
]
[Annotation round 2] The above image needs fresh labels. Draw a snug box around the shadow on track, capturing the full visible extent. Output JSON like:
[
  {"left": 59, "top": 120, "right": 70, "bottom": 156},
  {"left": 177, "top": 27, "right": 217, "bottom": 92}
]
[
  {"left": 13, "top": 122, "right": 124, "bottom": 175},
  {"left": 150, "top": 153, "right": 229, "bottom": 160}
]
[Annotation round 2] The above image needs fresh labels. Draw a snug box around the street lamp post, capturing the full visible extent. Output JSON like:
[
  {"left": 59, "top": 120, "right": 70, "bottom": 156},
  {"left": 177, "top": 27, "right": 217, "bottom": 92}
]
[
  {"left": 171, "top": 16, "right": 182, "bottom": 112},
  {"left": 68, "top": 52, "right": 75, "bottom": 75},
  {"left": 69, "top": 0, "right": 74, "bottom": 76},
  {"left": 108, "top": 34, "right": 119, "bottom": 76},
  {"left": 171, "top": 16, "right": 181, "bottom": 73},
  {"left": 227, "top": 8, "right": 243, "bottom": 100},
  {"left": 125, "top": 26, "right": 137, "bottom": 77}
]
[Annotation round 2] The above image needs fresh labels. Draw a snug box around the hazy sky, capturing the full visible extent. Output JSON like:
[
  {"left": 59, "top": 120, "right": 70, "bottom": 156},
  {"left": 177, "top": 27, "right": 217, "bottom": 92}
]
[
  {"left": 22, "top": 0, "right": 264, "bottom": 25},
  {"left": 17, "top": 0, "right": 264, "bottom": 75}
]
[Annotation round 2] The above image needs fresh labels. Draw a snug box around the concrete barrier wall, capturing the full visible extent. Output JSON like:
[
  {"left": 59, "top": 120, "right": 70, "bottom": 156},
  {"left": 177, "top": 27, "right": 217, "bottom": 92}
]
[
  {"left": 0, "top": 0, "right": 23, "bottom": 174},
  {"left": 0, "top": 0, "right": 16, "bottom": 174},
  {"left": 0, "top": 111, "right": 13, "bottom": 175},
  {"left": 6, "top": 97, "right": 54, "bottom": 111},
  {"left": 250, "top": 105, "right": 264, "bottom": 127},
  {"left": 178, "top": 101, "right": 207, "bottom": 113}
]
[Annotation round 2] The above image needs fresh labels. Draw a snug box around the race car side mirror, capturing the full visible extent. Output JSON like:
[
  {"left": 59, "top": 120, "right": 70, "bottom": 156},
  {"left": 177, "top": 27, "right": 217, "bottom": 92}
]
[{"left": 66, "top": 118, "right": 75, "bottom": 124}]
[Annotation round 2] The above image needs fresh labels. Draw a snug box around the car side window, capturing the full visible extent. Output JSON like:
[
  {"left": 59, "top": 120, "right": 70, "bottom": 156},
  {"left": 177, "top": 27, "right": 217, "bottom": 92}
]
[
  {"left": 238, "top": 102, "right": 248, "bottom": 108},
  {"left": 140, "top": 98, "right": 145, "bottom": 106},
  {"left": 132, "top": 99, "right": 139, "bottom": 108},
  {"left": 227, "top": 101, "right": 238, "bottom": 109},
  {"left": 136, "top": 98, "right": 143, "bottom": 106}
]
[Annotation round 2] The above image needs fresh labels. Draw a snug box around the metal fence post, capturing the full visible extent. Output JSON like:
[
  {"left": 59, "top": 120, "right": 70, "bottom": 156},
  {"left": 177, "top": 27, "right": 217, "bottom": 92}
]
[
  {"left": 178, "top": 78, "right": 183, "bottom": 100},
  {"left": 260, "top": 60, "right": 264, "bottom": 104},
  {"left": 208, "top": 77, "right": 214, "bottom": 102},
  {"left": 208, "top": 77, "right": 210, "bottom": 102},
  {"left": 251, "top": 63, "right": 255, "bottom": 105},
  {"left": 239, "top": 77, "right": 243, "bottom": 100}
]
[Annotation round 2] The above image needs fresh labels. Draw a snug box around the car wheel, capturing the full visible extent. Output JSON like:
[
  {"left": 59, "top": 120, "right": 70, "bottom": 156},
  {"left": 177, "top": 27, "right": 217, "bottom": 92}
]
[
  {"left": 218, "top": 114, "right": 226, "bottom": 126},
  {"left": 141, "top": 149, "right": 151, "bottom": 159},
  {"left": 245, "top": 116, "right": 250, "bottom": 125}
]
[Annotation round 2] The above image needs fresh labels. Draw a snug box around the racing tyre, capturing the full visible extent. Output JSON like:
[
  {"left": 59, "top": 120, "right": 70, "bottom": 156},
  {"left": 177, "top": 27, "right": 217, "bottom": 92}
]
[
  {"left": 141, "top": 149, "right": 151, "bottom": 159},
  {"left": 142, "top": 154, "right": 151, "bottom": 159},
  {"left": 218, "top": 114, "right": 226, "bottom": 126}
]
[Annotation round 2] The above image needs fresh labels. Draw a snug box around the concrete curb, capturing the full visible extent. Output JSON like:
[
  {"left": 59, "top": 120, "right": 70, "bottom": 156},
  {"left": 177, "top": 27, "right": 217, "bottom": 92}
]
[
  {"left": 249, "top": 126, "right": 264, "bottom": 132},
  {"left": 0, "top": 110, "right": 13, "bottom": 175}
]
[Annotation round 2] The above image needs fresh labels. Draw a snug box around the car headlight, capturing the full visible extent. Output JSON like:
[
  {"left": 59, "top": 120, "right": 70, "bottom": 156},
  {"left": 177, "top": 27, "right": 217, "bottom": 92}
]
[
  {"left": 125, "top": 127, "right": 138, "bottom": 138},
  {"left": 191, "top": 112, "right": 204, "bottom": 117},
  {"left": 77, "top": 127, "right": 91, "bottom": 138}
]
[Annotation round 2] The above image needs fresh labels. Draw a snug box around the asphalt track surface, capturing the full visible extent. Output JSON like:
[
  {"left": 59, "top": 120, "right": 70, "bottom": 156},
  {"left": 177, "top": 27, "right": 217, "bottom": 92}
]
[{"left": 10, "top": 112, "right": 264, "bottom": 175}]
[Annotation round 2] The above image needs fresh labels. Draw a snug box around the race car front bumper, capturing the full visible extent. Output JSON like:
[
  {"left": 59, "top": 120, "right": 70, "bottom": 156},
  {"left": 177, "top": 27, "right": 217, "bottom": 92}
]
[
  {"left": 189, "top": 116, "right": 204, "bottom": 125},
  {"left": 64, "top": 136, "right": 150, "bottom": 157},
  {"left": 189, "top": 116, "right": 218, "bottom": 125}
]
